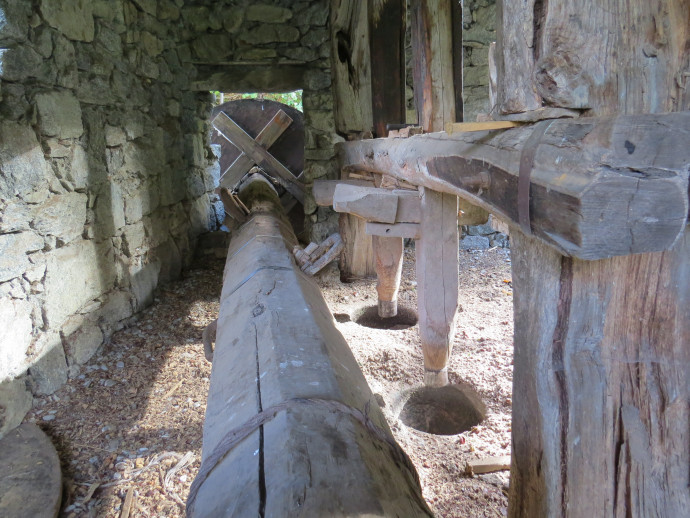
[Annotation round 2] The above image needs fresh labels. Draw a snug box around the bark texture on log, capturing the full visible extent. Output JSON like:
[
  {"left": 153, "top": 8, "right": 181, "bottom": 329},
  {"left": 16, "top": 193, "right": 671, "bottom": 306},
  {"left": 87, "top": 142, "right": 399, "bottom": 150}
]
[{"left": 189, "top": 177, "right": 431, "bottom": 517}]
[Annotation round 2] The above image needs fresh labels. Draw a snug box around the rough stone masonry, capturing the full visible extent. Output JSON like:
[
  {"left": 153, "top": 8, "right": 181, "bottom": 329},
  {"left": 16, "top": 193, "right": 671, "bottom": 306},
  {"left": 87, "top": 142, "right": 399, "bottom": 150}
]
[{"left": 0, "top": 0, "right": 339, "bottom": 437}]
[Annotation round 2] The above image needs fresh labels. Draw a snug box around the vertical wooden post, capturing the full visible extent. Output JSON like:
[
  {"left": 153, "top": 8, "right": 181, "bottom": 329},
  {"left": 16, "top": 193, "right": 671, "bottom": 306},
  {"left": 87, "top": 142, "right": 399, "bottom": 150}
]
[
  {"left": 416, "top": 188, "right": 459, "bottom": 387},
  {"left": 369, "top": 0, "right": 406, "bottom": 138},
  {"left": 372, "top": 236, "right": 404, "bottom": 317},
  {"left": 330, "top": 0, "right": 377, "bottom": 281},
  {"left": 504, "top": 1, "right": 690, "bottom": 516},
  {"left": 410, "top": 0, "right": 461, "bottom": 385}
]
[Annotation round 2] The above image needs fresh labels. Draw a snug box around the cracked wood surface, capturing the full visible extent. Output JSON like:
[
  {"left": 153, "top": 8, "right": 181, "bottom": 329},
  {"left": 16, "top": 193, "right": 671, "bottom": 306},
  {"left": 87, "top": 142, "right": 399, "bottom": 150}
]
[
  {"left": 338, "top": 112, "right": 690, "bottom": 260},
  {"left": 190, "top": 176, "right": 431, "bottom": 517},
  {"left": 504, "top": 1, "right": 690, "bottom": 517}
]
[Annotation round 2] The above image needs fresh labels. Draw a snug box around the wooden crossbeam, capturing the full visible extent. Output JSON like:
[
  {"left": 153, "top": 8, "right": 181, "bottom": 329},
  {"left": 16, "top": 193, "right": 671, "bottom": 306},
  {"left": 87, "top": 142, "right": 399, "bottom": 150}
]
[
  {"left": 338, "top": 112, "right": 690, "bottom": 260},
  {"left": 332, "top": 184, "right": 421, "bottom": 224},
  {"left": 213, "top": 111, "right": 305, "bottom": 204},
  {"left": 219, "top": 109, "right": 293, "bottom": 189}
]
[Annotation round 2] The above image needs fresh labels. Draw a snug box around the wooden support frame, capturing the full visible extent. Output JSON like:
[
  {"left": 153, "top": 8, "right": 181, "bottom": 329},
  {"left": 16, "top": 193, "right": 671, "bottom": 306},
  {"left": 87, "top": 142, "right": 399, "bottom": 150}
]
[
  {"left": 219, "top": 110, "right": 293, "bottom": 189},
  {"left": 338, "top": 112, "right": 690, "bottom": 260},
  {"left": 212, "top": 112, "right": 305, "bottom": 204}
]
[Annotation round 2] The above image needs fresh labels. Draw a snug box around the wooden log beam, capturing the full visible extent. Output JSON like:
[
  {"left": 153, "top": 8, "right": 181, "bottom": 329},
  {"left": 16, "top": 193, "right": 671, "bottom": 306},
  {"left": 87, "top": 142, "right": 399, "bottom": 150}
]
[
  {"left": 366, "top": 222, "right": 421, "bottom": 239},
  {"left": 212, "top": 112, "right": 305, "bottom": 204},
  {"left": 372, "top": 236, "right": 404, "bottom": 318},
  {"left": 188, "top": 175, "right": 432, "bottom": 517},
  {"left": 337, "top": 112, "right": 690, "bottom": 260},
  {"left": 312, "top": 179, "right": 375, "bottom": 206}
]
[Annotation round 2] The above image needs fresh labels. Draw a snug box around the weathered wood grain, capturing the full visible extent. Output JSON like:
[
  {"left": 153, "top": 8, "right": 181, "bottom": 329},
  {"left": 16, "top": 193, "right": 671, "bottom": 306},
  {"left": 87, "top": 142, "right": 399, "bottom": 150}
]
[
  {"left": 416, "top": 188, "right": 459, "bottom": 387},
  {"left": 369, "top": 0, "right": 406, "bottom": 138},
  {"left": 212, "top": 112, "right": 305, "bottom": 204},
  {"left": 339, "top": 213, "right": 376, "bottom": 281},
  {"left": 496, "top": 0, "right": 690, "bottom": 116},
  {"left": 338, "top": 112, "right": 690, "bottom": 259},
  {"left": 366, "top": 222, "right": 421, "bottom": 239},
  {"left": 312, "top": 179, "right": 375, "bottom": 206},
  {"left": 332, "top": 184, "right": 421, "bottom": 224},
  {"left": 372, "top": 236, "right": 404, "bottom": 317},
  {"left": 331, "top": 0, "right": 373, "bottom": 136},
  {"left": 220, "top": 110, "right": 293, "bottom": 189},
  {"left": 509, "top": 228, "right": 690, "bottom": 518},
  {"left": 189, "top": 176, "right": 432, "bottom": 517}
]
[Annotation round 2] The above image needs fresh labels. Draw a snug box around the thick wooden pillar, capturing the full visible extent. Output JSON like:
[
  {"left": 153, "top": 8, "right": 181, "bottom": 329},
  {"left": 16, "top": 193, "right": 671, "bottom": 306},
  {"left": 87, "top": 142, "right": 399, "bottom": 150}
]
[
  {"left": 415, "top": 188, "right": 459, "bottom": 387},
  {"left": 372, "top": 236, "right": 404, "bottom": 317},
  {"left": 504, "top": 1, "right": 690, "bottom": 516},
  {"left": 410, "top": 0, "right": 462, "bottom": 385},
  {"left": 331, "top": 0, "right": 377, "bottom": 281}
]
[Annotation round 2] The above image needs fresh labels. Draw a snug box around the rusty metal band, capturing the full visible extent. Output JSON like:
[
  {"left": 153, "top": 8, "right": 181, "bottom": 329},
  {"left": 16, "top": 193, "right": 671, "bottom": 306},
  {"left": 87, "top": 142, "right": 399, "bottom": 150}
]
[{"left": 517, "top": 120, "right": 552, "bottom": 234}]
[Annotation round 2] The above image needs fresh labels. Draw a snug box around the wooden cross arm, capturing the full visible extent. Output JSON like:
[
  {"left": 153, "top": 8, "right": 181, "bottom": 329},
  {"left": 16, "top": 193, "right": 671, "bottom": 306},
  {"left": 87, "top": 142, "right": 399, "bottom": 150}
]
[
  {"left": 220, "top": 109, "right": 293, "bottom": 189},
  {"left": 213, "top": 111, "right": 305, "bottom": 204},
  {"left": 337, "top": 111, "right": 690, "bottom": 260}
]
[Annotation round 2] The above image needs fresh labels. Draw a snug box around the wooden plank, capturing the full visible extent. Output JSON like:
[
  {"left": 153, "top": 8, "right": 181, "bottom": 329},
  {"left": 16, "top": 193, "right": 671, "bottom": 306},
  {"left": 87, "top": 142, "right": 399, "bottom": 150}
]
[
  {"left": 189, "top": 176, "right": 432, "bottom": 517},
  {"left": 445, "top": 121, "right": 523, "bottom": 134},
  {"left": 496, "top": 0, "right": 690, "bottom": 117},
  {"left": 312, "top": 179, "right": 375, "bottom": 206},
  {"left": 369, "top": 0, "right": 406, "bottom": 137},
  {"left": 331, "top": 0, "right": 373, "bottom": 136},
  {"left": 466, "top": 455, "right": 511, "bottom": 476},
  {"left": 339, "top": 213, "right": 377, "bottom": 281},
  {"left": 212, "top": 112, "right": 305, "bottom": 204},
  {"left": 416, "top": 188, "right": 458, "bottom": 387},
  {"left": 366, "top": 222, "right": 421, "bottom": 239},
  {"left": 338, "top": 112, "right": 690, "bottom": 260},
  {"left": 220, "top": 110, "right": 293, "bottom": 189},
  {"left": 372, "top": 236, "right": 404, "bottom": 317},
  {"left": 333, "top": 184, "right": 399, "bottom": 224},
  {"left": 450, "top": 0, "right": 464, "bottom": 120}
]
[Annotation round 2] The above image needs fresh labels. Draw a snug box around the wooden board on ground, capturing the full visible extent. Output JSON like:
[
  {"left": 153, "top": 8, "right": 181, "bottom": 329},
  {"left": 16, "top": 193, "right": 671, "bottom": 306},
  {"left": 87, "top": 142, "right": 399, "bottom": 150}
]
[
  {"left": 466, "top": 455, "right": 511, "bottom": 476},
  {"left": 0, "top": 423, "right": 62, "bottom": 518}
]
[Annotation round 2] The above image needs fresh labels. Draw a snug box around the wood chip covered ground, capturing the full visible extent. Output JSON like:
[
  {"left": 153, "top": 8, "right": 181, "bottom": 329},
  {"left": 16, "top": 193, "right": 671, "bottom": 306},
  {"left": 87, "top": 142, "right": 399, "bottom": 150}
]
[{"left": 25, "top": 244, "right": 514, "bottom": 517}]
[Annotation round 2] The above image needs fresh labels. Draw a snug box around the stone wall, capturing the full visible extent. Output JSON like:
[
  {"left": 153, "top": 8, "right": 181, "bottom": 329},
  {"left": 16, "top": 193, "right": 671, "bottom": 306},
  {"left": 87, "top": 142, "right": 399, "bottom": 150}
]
[
  {"left": 178, "top": 0, "right": 339, "bottom": 242},
  {"left": 0, "top": 0, "right": 219, "bottom": 436},
  {"left": 462, "top": 0, "right": 496, "bottom": 121}
]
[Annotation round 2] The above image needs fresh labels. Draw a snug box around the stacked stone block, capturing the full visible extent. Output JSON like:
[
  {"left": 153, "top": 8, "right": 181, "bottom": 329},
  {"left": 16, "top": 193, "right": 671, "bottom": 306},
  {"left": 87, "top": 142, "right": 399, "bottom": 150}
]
[{"left": 0, "top": 0, "right": 218, "bottom": 436}]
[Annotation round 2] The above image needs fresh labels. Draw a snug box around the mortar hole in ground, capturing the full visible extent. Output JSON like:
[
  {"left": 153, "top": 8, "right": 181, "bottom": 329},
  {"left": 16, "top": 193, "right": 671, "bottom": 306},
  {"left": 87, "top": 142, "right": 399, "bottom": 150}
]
[
  {"left": 353, "top": 304, "right": 418, "bottom": 330},
  {"left": 399, "top": 385, "right": 486, "bottom": 435}
]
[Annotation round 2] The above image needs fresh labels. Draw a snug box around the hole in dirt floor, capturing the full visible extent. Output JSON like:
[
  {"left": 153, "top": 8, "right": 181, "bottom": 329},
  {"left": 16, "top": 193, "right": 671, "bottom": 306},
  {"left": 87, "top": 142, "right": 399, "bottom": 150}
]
[
  {"left": 399, "top": 384, "right": 486, "bottom": 435},
  {"left": 333, "top": 313, "right": 351, "bottom": 323},
  {"left": 353, "top": 304, "right": 418, "bottom": 330}
]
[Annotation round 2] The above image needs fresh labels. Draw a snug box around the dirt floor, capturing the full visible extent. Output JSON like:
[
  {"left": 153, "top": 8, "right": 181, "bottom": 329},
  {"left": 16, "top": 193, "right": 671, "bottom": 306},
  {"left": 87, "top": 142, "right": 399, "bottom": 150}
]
[{"left": 25, "top": 243, "right": 514, "bottom": 517}]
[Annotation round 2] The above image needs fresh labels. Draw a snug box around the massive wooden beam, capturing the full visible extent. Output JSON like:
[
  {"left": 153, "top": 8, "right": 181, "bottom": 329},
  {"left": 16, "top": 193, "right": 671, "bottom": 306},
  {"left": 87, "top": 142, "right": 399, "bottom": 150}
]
[
  {"left": 337, "top": 112, "right": 690, "bottom": 260},
  {"left": 188, "top": 176, "right": 432, "bottom": 517}
]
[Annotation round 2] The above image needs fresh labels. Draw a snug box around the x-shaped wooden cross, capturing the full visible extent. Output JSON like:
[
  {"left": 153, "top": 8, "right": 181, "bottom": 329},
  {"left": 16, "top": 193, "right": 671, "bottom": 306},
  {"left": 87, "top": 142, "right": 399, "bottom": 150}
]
[{"left": 212, "top": 110, "right": 305, "bottom": 204}]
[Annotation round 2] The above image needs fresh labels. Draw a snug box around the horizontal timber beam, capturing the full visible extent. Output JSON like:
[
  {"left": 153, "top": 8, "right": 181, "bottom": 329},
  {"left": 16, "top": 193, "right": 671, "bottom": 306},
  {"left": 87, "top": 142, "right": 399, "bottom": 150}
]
[{"left": 337, "top": 112, "right": 690, "bottom": 260}]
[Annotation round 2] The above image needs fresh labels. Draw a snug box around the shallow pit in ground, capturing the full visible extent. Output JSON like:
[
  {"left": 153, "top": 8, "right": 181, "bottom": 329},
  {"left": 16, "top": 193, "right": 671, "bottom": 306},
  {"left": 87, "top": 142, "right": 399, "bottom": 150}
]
[
  {"left": 398, "top": 384, "right": 486, "bottom": 435},
  {"left": 348, "top": 304, "right": 418, "bottom": 330}
]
